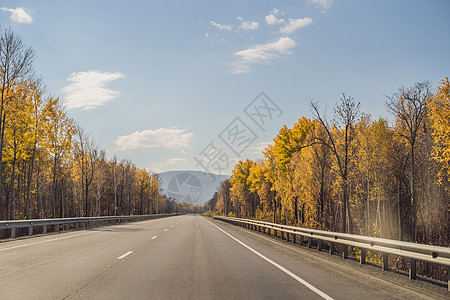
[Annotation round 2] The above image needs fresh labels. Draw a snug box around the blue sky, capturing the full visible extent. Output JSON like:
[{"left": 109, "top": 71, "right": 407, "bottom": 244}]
[{"left": 1, "top": 0, "right": 449, "bottom": 175}]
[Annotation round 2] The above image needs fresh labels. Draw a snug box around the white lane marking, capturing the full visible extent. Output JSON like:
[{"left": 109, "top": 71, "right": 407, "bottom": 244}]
[
  {"left": 0, "top": 231, "right": 99, "bottom": 252},
  {"left": 164, "top": 229, "right": 168, "bottom": 232},
  {"left": 171, "top": 225, "right": 174, "bottom": 228},
  {"left": 151, "top": 236, "right": 157, "bottom": 240},
  {"left": 117, "top": 251, "right": 133, "bottom": 260},
  {"left": 203, "top": 218, "right": 334, "bottom": 300}
]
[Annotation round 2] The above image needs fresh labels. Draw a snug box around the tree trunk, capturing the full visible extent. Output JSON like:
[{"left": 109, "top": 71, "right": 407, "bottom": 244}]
[{"left": 10, "top": 136, "right": 18, "bottom": 220}]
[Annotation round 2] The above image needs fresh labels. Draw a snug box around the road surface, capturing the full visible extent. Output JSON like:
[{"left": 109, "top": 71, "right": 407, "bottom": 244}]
[{"left": 0, "top": 215, "right": 446, "bottom": 299}]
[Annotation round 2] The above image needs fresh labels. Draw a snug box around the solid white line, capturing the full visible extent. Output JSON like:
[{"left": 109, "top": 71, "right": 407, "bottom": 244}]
[
  {"left": 117, "top": 251, "right": 133, "bottom": 260},
  {"left": 151, "top": 235, "right": 157, "bottom": 240},
  {"left": 203, "top": 218, "right": 334, "bottom": 300},
  {"left": 0, "top": 231, "right": 99, "bottom": 252}
]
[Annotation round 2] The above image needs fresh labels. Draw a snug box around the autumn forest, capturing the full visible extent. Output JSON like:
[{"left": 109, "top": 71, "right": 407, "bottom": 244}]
[
  {"left": 206, "top": 78, "right": 449, "bottom": 251},
  {"left": 0, "top": 28, "right": 200, "bottom": 228}
]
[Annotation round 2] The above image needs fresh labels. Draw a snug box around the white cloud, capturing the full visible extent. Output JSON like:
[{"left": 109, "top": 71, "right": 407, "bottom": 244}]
[
  {"left": 235, "top": 36, "right": 296, "bottom": 62},
  {"left": 63, "top": 70, "right": 124, "bottom": 110},
  {"left": 280, "top": 17, "right": 313, "bottom": 35},
  {"left": 265, "top": 8, "right": 284, "bottom": 25},
  {"left": 166, "top": 158, "right": 188, "bottom": 164},
  {"left": 265, "top": 14, "right": 284, "bottom": 26},
  {"left": 231, "top": 36, "right": 296, "bottom": 73},
  {"left": 0, "top": 7, "right": 32, "bottom": 23},
  {"left": 310, "top": 0, "right": 334, "bottom": 12},
  {"left": 241, "top": 20, "right": 259, "bottom": 30},
  {"left": 116, "top": 128, "right": 193, "bottom": 151},
  {"left": 210, "top": 21, "right": 232, "bottom": 31}
]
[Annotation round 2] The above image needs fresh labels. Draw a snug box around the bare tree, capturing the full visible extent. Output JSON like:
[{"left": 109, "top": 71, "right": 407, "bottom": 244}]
[
  {"left": 74, "top": 127, "right": 98, "bottom": 217},
  {"left": 311, "top": 93, "right": 361, "bottom": 233},
  {"left": 386, "top": 81, "right": 432, "bottom": 241}
]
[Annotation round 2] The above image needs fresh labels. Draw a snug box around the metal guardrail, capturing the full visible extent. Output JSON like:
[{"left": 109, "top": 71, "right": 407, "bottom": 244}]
[
  {"left": 214, "top": 215, "right": 450, "bottom": 290},
  {"left": 0, "top": 214, "right": 178, "bottom": 238}
]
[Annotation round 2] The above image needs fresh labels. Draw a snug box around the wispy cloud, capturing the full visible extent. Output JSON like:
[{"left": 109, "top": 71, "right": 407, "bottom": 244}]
[
  {"left": 0, "top": 7, "right": 32, "bottom": 23},
  {"left": 152, "top": 157, "right": 189, "bottom": 173},
  {"left": 166, "top": 158, "right": 188, "bottom": 164},
  {"left": 280, "top": 18, "right": 313, "bottom": 35},
  {"left": 210, "top": 21, "right": 232, "bottom": 31},
  {"left": 116, "top": 128, "right": 193, "bottom": 151},
  {"left": 310, "top": 0, "right": 334, "bottom": 12},
  {"left": 247, "top": 142, "right": 271, "bottom": 155},
  {"left": 231, "top": 36, "right": 296, "bottom": 74},
  {"left": 63, "top": 70, "right": 124, "bottom": 110}
]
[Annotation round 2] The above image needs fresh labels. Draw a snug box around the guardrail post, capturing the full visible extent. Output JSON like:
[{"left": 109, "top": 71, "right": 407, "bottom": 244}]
[
  {"left": 75, "top": 222, "right": 79, "bottom": 229},
  {"left": 447, "top": 266, "right": 449, "bottom": 291},
  {"left": 382, "top": 253, "right": 388, "bottom": 271},
  {"left": 329, "top": 242, "right": 335, "bottom": 255},
  {"left": 281, "top": 231, "right": 284, "bottom": 240},
  {"left": 308, "top": 237, "right": 312, "bottom": 248},
  {"left": 317, "top": 240, "right": 322, "bottom": 251},
  {"left": 360, "top": 248, "right": 366, "bottom": 264},
  {"left": 298, "top": 235, "right": 304, "bottom": 246},
  {"left": 55, "top": 224, "right": 59, "bottom": 232},
  {"left": 342, "top": 245, "right": 348, "bottom": 259},
  {"left": 43, "top": 225, "right": 47, "bottom": 234},
  {"left": 28, "top": 226, "right": 33, "bottom": 236},
  {"left": 274, "top": 229, "right": 277, "bottom": 237},
  {"left": 409, "top": 259, "right": 416, "bottom": 279},
  {"left": 11, "top": 228, "right": 16, "bottom": 238}
]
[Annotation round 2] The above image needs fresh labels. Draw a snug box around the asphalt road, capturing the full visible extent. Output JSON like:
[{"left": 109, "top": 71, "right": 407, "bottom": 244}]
[{"left": 0, "top": 215, "right": 446, "bottom": 299}]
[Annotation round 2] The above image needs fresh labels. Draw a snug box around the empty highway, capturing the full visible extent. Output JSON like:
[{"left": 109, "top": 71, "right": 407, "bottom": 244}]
[{"left": 0, "top": 215, "right": 446, "bottom": 299}]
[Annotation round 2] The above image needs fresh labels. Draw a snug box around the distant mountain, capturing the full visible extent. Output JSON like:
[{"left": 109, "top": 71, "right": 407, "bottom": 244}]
[{"left": 158, "top": 170, "right": 230, "bottom": 206}]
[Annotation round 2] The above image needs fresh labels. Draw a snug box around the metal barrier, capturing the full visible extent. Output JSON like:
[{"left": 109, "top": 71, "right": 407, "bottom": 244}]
[
  {"left": 214, "top": 215, "right": 450, "bottom": 291},
  {"left": 0, "top": 214, "right": 178, "bottom": 238}
]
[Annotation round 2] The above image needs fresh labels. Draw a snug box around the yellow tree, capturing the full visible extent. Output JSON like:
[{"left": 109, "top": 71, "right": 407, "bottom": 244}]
[
  {"left": 271, "top": 117, "right": 315, "bottom": 224},
  {"left": 354, "top": 117, "right": 398, "bottom": 237},
  {"left": 3, "top": 83, "right": 34, "bottom": 219},
  {"left": 24, "top": 80, "right": 47, "bottom": 219},
  {"left": 248, "top": 161, "right": 274, "bottom": 221},
  {"left": 428, "top": 77, "right": 450, "bottom": 178},
  {"left": 44, "top": 97, "right": 77, "bottom": 217},
  {"left": 230, "top": 159, "right": 258, "bottom": 217},
  {"left": 291, "top": 122, "right": 333, "bottom": 229}
]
